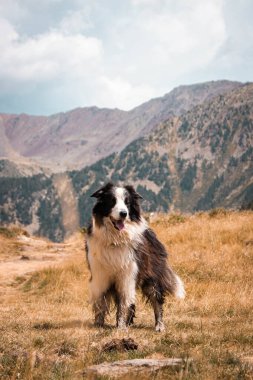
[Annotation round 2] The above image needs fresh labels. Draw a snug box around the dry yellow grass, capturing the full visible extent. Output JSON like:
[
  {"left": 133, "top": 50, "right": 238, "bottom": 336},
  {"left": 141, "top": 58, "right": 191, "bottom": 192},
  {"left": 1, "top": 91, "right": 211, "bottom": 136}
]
[{"left": 0, "top": 211, "right": 253, "bottom": 379}]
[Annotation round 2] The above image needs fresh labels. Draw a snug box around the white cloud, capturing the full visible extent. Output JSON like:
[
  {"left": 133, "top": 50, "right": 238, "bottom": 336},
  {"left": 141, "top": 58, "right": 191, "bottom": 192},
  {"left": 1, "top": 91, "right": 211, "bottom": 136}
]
[
  {"left": 58, "top": 8, "right": 93, "bottom": 34},
  {"left": 109, "top": 0, "right": 226, "bottom": 86},
  {"left": 0, "top": 18, "right": 18, "bottom": 46},
  {"left": 131, "top": 0, "right": 160, "bottom": 6},
  {"left": 0, "top": 18, "right": 102, "bottom": 84},
  {"left": 96, "top": 75, "right": 155, "bottom": 109},
  {"left": 0, "top": 0, "right": 252, "bottom": 114}
]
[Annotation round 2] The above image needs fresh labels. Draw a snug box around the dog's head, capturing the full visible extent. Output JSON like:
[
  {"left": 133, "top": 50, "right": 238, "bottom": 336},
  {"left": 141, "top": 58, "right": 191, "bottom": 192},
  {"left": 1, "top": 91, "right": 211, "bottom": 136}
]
[{"left": 91, "top": 182, "right": 143, "bottom": 231}]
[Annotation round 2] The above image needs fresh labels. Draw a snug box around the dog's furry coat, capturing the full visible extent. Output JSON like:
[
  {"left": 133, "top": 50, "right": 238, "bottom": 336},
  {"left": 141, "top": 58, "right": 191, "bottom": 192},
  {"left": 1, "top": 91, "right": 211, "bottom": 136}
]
[{"left": 86, "top": 183, "right": 185, "bottom": 331}]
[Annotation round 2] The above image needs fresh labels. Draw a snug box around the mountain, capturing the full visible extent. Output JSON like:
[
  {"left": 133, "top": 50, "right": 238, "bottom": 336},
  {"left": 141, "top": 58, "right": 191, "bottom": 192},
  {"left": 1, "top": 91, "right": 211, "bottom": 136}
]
[
  {"left": 71, "top": 83, "right": 253, "bottom": 223},
  {"left": 0, "top": 80, "right": 242, "bottom": 171},
  {"left": 0, "top": 82, "right": 252, "bottom": 241},
  {"left": 0, "top": 159, "right": 50, "bottom": 178}
]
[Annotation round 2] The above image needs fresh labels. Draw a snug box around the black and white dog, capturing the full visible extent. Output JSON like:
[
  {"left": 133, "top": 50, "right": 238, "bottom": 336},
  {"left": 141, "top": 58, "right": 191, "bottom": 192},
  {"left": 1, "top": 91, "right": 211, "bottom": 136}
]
[{"left": 86, "top": 183, "right": 185, "bottom": 331}]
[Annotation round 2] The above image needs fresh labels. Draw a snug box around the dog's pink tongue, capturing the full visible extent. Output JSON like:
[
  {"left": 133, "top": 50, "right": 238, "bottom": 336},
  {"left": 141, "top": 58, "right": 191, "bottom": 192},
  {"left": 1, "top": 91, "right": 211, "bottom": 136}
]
[{"left": 116, "top": 220, "right": 125, "bottom": 231}]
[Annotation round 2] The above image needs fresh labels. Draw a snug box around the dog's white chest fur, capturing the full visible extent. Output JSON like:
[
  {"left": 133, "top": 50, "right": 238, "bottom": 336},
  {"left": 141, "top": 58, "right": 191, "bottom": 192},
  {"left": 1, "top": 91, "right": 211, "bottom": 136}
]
[
  {"left": 88, "top": 237, "right": 135, "bottom": 271},
  {"left": 87, "top": 238, "right": 138, "bottom": 303},
  {"left": 87, "top": 217, "right": 147, "bottom": 303}
]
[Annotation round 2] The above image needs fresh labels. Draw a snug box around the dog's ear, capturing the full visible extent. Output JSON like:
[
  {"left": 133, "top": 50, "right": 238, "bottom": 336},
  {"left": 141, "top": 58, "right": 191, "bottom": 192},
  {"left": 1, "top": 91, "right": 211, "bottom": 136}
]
[
  {"left": 124, "top": 185, "right": 143, "bottom": 222},
  {"left": 90, "top": 182, "right": 114, "bottom": 198},
  {"left": 124, "top": 185, "right": 143, "bottom": 200}
]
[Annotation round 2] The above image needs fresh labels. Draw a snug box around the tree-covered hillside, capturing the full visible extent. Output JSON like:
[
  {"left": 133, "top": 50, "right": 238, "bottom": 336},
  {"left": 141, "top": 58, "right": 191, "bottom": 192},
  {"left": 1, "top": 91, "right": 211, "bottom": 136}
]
[{"left": 1, "top": 84, "right": 252, "bottom": 241}]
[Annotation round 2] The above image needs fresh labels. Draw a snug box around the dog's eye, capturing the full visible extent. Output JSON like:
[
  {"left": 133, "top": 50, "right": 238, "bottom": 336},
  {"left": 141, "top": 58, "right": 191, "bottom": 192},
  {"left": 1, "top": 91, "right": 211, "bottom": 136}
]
[{"left": 124, "top": 197, "right": 130, "bottom": 204}]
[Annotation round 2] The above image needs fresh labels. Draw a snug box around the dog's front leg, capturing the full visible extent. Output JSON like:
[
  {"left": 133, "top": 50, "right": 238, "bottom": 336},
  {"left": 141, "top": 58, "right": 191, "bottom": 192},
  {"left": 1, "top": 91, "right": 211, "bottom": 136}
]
[
  {"left": 89, "top": 266, "right": 111, "bottom": 328},
  {"left": 116, "top": 299, "right": 128, "bottom": 329},
  {"left": 93, "top": 294, "right": 108, "bottom": 327},
  {"left": 115, "top": 262, "right": 137, "bottom": 329}
]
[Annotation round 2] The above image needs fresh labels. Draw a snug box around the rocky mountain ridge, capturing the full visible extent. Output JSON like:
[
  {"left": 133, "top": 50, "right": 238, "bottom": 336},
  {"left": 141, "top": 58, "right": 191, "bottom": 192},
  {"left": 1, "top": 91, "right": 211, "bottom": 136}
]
[
  {"left": 71, "top": 83, "right": 253, "bottom": 223},
  {"left": 0, "top": 82, "right": 252, "bottom": 241},
  {"left": 0, "top": 80, "right": 242, "bottom": 172}
]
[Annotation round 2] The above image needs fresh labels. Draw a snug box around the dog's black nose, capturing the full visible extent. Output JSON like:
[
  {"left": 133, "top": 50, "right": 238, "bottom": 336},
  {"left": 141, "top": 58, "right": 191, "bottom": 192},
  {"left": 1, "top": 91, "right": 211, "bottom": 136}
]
[{"left": 119, "top": 211, "right": 127, "bottom": 219}]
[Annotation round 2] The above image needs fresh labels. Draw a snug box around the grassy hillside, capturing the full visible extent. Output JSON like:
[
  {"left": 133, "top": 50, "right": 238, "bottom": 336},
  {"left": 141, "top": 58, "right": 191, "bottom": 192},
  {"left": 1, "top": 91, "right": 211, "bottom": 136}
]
[{"left": 0, "top": 211, "right": 253, "bottom": 379}]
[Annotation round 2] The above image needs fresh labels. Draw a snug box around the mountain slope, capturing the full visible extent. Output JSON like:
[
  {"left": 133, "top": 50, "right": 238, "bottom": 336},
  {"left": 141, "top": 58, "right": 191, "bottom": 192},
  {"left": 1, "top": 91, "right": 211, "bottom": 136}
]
[
  {"left": 0, "top": 83, "right": 252, "bottom": 241},
  {"left": 0, "top": 159, "right": 49, "bottom": 178},
  {"left": 0, "top": 80, "right": 242, "bottom": 171},
  {"left": 67, "top": 83, "right": 252, "bottom": 225}
]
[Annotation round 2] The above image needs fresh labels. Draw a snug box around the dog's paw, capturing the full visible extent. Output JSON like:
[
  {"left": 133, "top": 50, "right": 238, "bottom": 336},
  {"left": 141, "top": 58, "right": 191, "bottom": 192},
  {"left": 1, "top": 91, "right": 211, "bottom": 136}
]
[
  {"left": 155, "top": 322, "right": 165, "bottom": 332},
  {"left": 94, "top": 320, "right": 105, "bottom": 328},
  {"left": 116, "top": 321, "right": 128, "bottom": 330},
  {"left": 117, "top": 324, "right": 128, "bottom": 330}
]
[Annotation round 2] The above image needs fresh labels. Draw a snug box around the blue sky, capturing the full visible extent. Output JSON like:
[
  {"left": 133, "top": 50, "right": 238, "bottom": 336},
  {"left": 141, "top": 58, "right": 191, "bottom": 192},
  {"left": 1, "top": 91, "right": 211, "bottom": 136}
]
[{"left": 0, "top": 0, "right": 252, "bottom": 115}]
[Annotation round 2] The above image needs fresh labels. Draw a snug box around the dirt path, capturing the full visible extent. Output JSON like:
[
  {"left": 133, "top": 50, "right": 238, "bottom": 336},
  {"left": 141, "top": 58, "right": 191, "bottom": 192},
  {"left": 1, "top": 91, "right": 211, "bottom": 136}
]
[{"left": 0, "top": 234, "right": 80, "bottom": 295}]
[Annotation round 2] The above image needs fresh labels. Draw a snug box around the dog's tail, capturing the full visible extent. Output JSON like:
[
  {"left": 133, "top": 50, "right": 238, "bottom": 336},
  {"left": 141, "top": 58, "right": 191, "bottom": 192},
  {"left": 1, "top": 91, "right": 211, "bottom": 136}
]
[
  {"left": 161, "top": 267, "right": 186, "bottom": 299},
  {"left": 173, "top": 274, "right": 186, "bottom": 299}
]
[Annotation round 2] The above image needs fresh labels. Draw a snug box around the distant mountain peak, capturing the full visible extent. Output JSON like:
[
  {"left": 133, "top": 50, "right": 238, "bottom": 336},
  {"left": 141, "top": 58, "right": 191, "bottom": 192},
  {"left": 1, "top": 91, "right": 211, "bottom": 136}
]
[
  {"left": 0, "top": 80, "right": 244, "bottom": 172},
  {"left": 1, "top": 81, "right": 252, "bottom": 241}
]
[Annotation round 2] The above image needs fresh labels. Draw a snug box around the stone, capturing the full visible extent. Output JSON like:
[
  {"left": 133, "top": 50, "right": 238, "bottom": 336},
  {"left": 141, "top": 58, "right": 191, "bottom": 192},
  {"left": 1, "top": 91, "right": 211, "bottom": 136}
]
[{"left": 85, "top": 357, "right": 191, "bottom": 377}]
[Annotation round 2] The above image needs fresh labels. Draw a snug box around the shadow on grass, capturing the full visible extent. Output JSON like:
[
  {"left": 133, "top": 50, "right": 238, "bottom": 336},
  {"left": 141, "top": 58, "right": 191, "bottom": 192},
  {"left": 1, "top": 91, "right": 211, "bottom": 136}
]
[
  {"left": 130, "top": 323, "right": 156, "bottom": 331},
  {"left": 33, "top": 319, "right": 91, "bottom": 330},
  {"left": 33, "top": 319, "right": 156, "bottom": 332}
]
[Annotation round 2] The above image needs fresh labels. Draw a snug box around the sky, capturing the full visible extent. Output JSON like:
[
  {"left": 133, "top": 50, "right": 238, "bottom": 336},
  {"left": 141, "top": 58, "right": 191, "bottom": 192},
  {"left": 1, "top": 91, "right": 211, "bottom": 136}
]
[{"left": 0, "top": 0, "right": 252, "bottom": 115}]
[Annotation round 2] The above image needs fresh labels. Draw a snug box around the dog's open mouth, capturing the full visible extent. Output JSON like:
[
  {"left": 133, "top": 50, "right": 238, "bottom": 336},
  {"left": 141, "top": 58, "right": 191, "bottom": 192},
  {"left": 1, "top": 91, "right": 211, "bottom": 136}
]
[{"left": 110, "top": 217, "right": 125, "bottom": 231}]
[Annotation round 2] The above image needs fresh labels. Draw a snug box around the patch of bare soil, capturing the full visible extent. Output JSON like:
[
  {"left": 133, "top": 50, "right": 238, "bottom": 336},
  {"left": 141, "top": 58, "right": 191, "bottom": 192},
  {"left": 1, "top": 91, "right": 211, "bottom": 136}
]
[{"left": 0, "top": 234, "right": 78, "bottom": 296}]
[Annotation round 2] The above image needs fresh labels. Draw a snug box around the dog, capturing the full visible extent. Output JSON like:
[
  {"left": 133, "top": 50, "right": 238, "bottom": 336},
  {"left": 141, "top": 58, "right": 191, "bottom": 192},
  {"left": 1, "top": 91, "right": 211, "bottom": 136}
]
[{"left": 85, "top": 182, "right": 185, "bottom": 331}]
